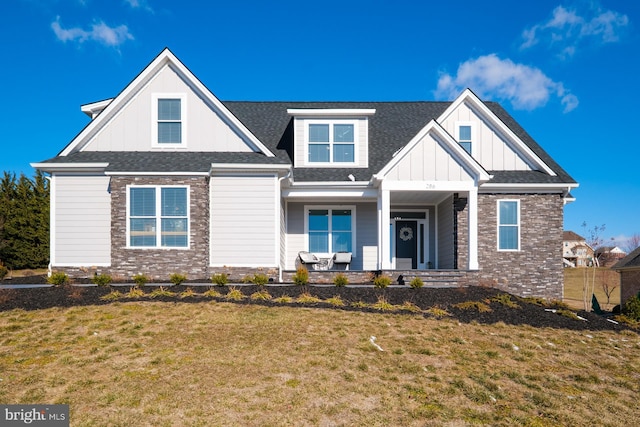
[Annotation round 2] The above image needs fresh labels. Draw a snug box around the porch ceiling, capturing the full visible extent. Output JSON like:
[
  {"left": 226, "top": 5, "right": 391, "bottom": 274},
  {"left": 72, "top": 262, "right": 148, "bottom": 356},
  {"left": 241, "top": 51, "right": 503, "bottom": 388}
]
[{"left": 390, "top": 190, "right": 451, "bottom": 205}]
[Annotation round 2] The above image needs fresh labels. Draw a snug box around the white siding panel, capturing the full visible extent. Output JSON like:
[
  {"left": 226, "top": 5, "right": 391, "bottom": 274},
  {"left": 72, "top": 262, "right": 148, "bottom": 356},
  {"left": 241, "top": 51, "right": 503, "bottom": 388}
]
[
  {"left": 285, "top": 202, "right": 305, "bottom": 269},
  {"left": 84, "top": 64, "right": 254, "bottom": 153},
  {"left": 210, "top": 175, "right": 277, "bottom": 266},
  {"left": 54, "top": 175, "right": 111, "bottom": 265},
  {"left": 440, "top": 102, "right": 532, "bottom": 171}
]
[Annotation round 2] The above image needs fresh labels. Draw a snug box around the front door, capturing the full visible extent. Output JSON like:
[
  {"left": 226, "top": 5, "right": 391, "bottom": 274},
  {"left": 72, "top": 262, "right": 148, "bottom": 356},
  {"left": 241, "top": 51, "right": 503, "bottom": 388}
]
[{"left": 395, "top": 220, "right": 417, "bottom": 269}]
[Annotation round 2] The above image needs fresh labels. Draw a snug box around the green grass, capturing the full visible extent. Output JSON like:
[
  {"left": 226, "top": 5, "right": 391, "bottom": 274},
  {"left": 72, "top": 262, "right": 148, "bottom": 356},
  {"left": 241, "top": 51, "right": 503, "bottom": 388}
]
[{"left": 1, "top": 302, "right": 639, "bottom": 426}]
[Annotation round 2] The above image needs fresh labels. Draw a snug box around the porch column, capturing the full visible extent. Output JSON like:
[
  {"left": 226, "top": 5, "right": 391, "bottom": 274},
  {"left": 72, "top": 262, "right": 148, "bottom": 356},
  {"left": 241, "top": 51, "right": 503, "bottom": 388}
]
[
  {"left": 378, "top": 187, "right": 391, "bottom": 269},
  {"left": 468, "top": 187, "right": 479, "bottom": 270}
]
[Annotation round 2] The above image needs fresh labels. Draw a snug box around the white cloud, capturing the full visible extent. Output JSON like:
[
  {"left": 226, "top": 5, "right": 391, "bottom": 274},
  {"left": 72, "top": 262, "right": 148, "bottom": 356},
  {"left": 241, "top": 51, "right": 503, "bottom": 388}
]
[
  {"left": 51, "top": 16, "right": 134, "bottom": 47},
  {"left": 520, "top": 3, "right": 629, "bottom": 58},
  {"left": 123, "top": 0, "right": 154, "bottom": 13},
  {"left": 435, "top": 54, "right": 578, "bottom": 113}
]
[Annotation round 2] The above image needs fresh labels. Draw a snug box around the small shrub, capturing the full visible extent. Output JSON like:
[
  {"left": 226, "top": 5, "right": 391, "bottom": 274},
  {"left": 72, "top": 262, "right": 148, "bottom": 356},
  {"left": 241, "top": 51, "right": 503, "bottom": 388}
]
[
  {"left": 100, "top": 290, "right": 123, "bottom": 301},
  {"left": 326, "top": 295, "right": 345, "bottom": 306},
  {"left": 549, "top": 299, "right": 570, "bottom": 310},
  {"left": 400, "top": 301, "right": 422, "bottom": 313},
  {"left": 132, "top": 273, "right": 149, "bottom": 287},
  {"left": 252, "top": 273, "right": 269, "bottom": 286},
  {"left": 333, "top": 273, "right": 349, "bottom": 287},
  {"left": 557, "top": 309, "right": 580, "bottom": 320},
  {"left": 179, "top": 287, "right": 198, "bottom": 299},
  {"left": 491, "top": 293, "right": 520, "bottom": 309},
  {"left": 293, "top": 266, "right": 309, "bottom": 286},
  {"left": 91, "top": 273, "right": 112, "bottom": 287},
  {"left": 124, "top": 287, "right": 145, "bottom": 299},
  {"left": 409, "top": 277, "right": 424, "bottom": 289},
  {"left": 350, "top": 300, "right": 369, "bottom": 309},
  {"left": 623, "top": 295, "right": 640, "bottom": 321},
  {"left": 210, "top": 273, "right": 228, "bottom": 286},
  {"left": 453, "top": 301, "right": 492, "bottom": 313},
  {"left": 519, "top": 296, "right": 549, "bottom": 307},
  {"left": 148, "top": 287, "right": 177, "bottom": 298},
  {"left": 372, "top": 296, "right": 397, "bottom": 311},
  {"left": 426, "top": 306, "right": 451, "bottom": 318},
  {"left": 47, "top": 272, "right": 69, "bottom": 286},
  {"left": 373, "top": 274, "right": 392, "bottom": 289},
  {"left": 250, "top": 290, "right": 272, "bottom": 301},
  {"left": 241, "top": 275, "right": 253, "bottom": 284},
  {"left": 613, "top": 314, "right": 640, "bottom": 329},
  {"left": 0, "top": 264, "right": 8, "bottom": 280},
  {"left": 203, "top": 288, "right": 222, "bottom": 298},
  {"left": 169, "top": 273, "right": 187, "bottom": 285},
  {"left": 225, "top": 287, "right": 245, "bottom": 301},
  {"left": 273, "top": 295, "right": 293, "bottom": 303},
  {"left": 296, "top": 292, "right": 321, "bottom": 304}
]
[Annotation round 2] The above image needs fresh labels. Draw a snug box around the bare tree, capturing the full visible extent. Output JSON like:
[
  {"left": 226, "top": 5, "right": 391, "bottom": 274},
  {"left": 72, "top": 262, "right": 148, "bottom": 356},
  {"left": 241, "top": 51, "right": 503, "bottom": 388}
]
[
  {"left": 581, "top": 222, "right": 606, "bottom": 311},
  {"left": 623, "top": 233, "right": 640, "bottom": 254}
]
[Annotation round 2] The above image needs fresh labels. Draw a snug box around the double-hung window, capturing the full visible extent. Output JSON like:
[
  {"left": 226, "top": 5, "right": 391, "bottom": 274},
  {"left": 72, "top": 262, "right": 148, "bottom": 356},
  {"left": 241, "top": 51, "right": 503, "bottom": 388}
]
[
  {"left": 497, "top": 200, "right": 519, "bottom": 251},
  {"left": 153, "top": 94, "right": 186, "bottom": 146},
  {"left": 457, "top": 123, "right": 472, "bottom": 154},
  {"left": 307, "top": 207, "right": 354, "bottom": 254},
  {"left": 308, "top": 122, "right": 355, "bottom": 163},
  {"left": 129, "top": 186, "right": 189, "bottom": 248}
]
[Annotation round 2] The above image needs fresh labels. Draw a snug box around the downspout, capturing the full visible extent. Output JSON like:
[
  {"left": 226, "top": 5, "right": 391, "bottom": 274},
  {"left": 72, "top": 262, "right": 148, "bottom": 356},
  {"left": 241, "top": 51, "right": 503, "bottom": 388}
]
[
  {"left": 44, "top": 175, "right": 52, "bottom": 277},
  {"left": 277, "top": 170, "right": 292, "bottom": 283}
]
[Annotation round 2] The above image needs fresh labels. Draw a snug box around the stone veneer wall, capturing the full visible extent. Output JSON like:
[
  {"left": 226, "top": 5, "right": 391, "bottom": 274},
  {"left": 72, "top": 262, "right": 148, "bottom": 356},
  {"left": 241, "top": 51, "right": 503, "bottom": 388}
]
[
  {"left": 476, "top": 193, "right": 564, "bottom": 299},
  {"left": 619, "top": 270, "right": 640, "bottom": 306},
  {"left": 109, "top": 176, "right": 210, "bottom": 280}
]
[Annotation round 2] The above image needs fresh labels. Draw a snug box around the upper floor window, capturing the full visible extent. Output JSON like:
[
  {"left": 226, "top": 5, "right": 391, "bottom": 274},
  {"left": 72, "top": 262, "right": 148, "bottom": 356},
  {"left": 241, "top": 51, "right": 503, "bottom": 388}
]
[
  {"left": 497, "top": 200, "right": 520, "bottom": 251},
  {"left": 128, "top": 186, "right": 189, "bottom": 248},
  {"left": 457, "top": 124, "right": 472, "bottom": 154},
  {"left": 153, "top": 94, "right": 186, "bottom": 146},
  {"left": 308, "top": 122, "right": 355, "bottom": 164}
]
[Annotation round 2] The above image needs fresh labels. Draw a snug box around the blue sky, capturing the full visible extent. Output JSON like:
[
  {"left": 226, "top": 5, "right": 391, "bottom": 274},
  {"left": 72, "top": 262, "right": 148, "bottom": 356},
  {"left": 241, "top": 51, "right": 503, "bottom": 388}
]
[{"left": 2, "top": 0, "right": 638, "bottom": 247}]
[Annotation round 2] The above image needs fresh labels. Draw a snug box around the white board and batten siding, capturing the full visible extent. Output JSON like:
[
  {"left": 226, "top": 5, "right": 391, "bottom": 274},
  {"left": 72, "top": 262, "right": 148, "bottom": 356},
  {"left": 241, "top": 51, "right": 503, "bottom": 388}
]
[
  {"left": 439, "top": 102, "right": 532, "bottom": 171},
  {"left": 52, "top": 175, "right": 111, "bottom": 266},
  {"left": 82, "top": 64, "right": 253, "bottom": 153},
  {"left": 210, "top": 175, "right": 278, "bottom": 267}
]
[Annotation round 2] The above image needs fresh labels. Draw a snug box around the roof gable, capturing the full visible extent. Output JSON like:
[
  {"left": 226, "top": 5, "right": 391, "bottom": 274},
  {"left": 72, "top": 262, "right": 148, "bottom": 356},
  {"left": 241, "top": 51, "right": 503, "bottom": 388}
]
[
  {"left": 59, "top": 48, "right": 275, "bottom": 157},
  {"left": 613, "top": 246, "right": 640, "bottom": 270}
]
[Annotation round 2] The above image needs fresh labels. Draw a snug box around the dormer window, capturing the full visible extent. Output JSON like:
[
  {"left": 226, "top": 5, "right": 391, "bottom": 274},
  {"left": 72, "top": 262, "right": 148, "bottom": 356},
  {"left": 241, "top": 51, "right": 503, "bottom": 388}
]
[
  {"left": 308, "top": 122, "right": 355, "bottom": 163},
  {"left": 152, "top": 93, "right": 186, "bottom": 147}
]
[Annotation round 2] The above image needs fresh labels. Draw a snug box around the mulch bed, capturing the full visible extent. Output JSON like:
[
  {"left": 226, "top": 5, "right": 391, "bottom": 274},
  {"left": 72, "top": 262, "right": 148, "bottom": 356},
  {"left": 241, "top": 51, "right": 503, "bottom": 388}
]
[{"left": 0, "top": 275, "right": 634, "bottom": 333}]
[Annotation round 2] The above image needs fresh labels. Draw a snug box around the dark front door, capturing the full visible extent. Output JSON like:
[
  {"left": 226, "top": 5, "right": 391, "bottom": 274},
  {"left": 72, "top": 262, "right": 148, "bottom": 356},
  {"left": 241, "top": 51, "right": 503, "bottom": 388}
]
[{"left": 396, "top": 220, "right": 417, "bottom": 269}]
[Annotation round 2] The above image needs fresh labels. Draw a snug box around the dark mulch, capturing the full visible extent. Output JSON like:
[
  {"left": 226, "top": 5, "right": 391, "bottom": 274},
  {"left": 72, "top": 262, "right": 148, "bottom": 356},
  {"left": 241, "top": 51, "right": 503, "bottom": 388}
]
[{"left": 0, "top": 276, "right": 634, "bottom": 333}]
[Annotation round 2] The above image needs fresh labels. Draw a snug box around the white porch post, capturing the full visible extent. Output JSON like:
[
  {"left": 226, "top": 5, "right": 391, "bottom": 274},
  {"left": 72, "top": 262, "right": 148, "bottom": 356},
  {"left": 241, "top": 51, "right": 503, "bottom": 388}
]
[
  {"left": 468, "top": 187, "right": 479, "bottom": 270},
  {"left": 378, "top": 187, "right": 391, "bottom": 269}
]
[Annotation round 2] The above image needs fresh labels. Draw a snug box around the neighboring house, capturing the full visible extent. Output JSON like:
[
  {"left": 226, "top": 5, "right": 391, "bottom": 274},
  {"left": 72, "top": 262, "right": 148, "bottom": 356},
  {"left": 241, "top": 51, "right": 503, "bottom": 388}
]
[
  {"left": 613, "top": 246, "right": 640, "bottom": 306},
  {"left": 31, "top": 48, "right": 578, "bottom": 299},
  {"left": 595, "top": 246, "right": 627, "bottom": 267},
  {"left": 562, "top": 231, "right": 594, "bottom": 267}
]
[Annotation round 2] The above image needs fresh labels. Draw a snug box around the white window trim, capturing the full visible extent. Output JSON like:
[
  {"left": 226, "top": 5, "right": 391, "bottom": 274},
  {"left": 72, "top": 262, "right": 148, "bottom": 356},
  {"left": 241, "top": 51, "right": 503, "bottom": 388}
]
[
  {"left": 303, "top": 205, "right": 356, "bottom": 258},
  {"left": 497, "top": 199, "right": 520, "bottom": 251},
  {"left": 456, "top": 121, "right": 474, "bottom": 156},
  {"left": 304, "top": 120, "right": 359, "bottom": 166},
  {"left": 126, "top": 185, "right": 191, "bottom": 249},
  {"left": 152, "top": 93, "right": 187, "bottom": 148}
]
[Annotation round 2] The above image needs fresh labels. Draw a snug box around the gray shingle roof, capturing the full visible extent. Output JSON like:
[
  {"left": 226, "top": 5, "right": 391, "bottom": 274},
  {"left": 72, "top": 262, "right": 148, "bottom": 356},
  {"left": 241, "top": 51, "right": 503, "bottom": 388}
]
[
  {"left": 38, "top": 151, "right": 288, "bottom": 173},
  {"left": 37, "top": 100, "right": 576, "bottom": 186}
]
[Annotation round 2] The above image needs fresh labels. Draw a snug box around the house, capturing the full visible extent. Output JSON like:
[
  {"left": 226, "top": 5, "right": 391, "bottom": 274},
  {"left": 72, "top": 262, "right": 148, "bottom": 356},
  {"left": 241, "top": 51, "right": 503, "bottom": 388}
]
[
  {"left": 31, "top": 48, "right": 578, "bottom": 299},
  {"left": 595, "top": 246, "right": 627, "bottom": 267},
  {"left": 562, "top": 231, "right": 594, "bottom": 267},
  {"left": 612, "top": 246, "right": 640, "bottom": 306}
]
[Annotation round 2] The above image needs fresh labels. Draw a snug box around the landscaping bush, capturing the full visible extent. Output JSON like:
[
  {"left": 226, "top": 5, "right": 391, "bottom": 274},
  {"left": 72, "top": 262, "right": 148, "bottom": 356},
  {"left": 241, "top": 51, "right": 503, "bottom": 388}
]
[
  {"left": 169, "top": 273, "right": 187, "bottom": 285},
  {"left": 0, "top": 263, "right": 8, "bottom": 280},
  {"left": 623, "top": 295, "right": 640, "bottom": 321},
  {"left": 293, "top": 266, "right": 309, "bottom": 286},
  {"left": 373, "top": 274, "right": 392, "bottom": 289},
  {"left": 409, "top": 277, "right": 424, "bottom": 289},
  {"left": 211, "top": 273, "right": 228, "bottom": 286},
  {"left": 47, "top": 271, "right": 69, "bottom": 286},
  {"left": 91, "top": 273, "right": 112, "bottom": 287},
  {"left": 333, "top": 272, "right": 349, "bottom": 287},
  {"left": 252, "top": 273, "right": 269, "bottom": 286},
  {"left": 132, "top": 273, "right": 149, "bottom": 287}
]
